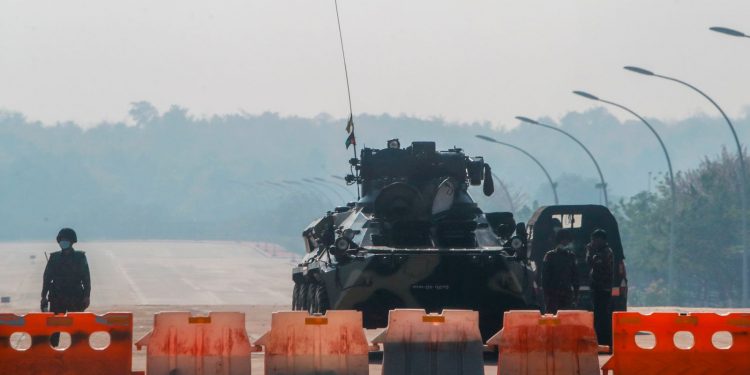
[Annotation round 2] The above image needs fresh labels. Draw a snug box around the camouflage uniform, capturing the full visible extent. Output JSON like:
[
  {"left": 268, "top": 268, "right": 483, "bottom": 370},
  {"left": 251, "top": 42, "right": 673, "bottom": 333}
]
[
  {"left": 542, "top": 246, "right": 579, "bottom": 314},
  {"left": 42, "top": 248, "right": 91, "bottom": 346},
  {"left": 587, "top": 242, "right": 614, "bottom": 346}
]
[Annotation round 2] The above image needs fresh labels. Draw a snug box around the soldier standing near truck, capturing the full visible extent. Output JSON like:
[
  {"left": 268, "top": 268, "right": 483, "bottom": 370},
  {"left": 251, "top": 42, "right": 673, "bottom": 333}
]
[
  {"left": 41, "top": 228, "right": 91, "bottom": 347},
  {"left": 586, "top": 228, "right": 615, "bottom": 346},
  {"left": 542, "top": 229, "right": 579, "bottom": 314}
]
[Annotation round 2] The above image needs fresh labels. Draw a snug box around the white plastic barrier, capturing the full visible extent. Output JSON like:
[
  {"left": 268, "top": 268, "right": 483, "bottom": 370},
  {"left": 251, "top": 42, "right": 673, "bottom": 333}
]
[
  {"left": 135, "top": 312, "right": 253, "bottom": 375},
  {"left": 373, "top": 309, "right": 484, "bottom": 375},
  {"left": 255, "top": 310, "right": 369, "bottom": 375}
]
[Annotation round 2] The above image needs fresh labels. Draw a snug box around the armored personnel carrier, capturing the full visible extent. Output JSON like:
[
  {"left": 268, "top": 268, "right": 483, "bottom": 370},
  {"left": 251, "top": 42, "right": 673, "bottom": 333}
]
[{"left": 292, "top": 140, "right": 538, "bottom": 339}]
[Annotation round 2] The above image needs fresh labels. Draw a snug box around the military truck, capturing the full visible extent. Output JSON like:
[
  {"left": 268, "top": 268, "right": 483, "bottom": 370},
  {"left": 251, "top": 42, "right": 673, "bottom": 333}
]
[
  {"left": 292, "top": 140, "right": 538, "bottom": 340},
  {"left": 526, "top": 205, "right": 628, "bottom": 311}
]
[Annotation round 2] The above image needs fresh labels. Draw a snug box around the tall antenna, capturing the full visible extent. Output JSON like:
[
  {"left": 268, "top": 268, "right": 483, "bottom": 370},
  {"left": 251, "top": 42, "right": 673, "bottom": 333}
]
[
  {"left": 334, "top": 0, "right": 360, "bottom": 199},
  {"left": 335, "top": 0, "right": 353, "bottom": 120}
]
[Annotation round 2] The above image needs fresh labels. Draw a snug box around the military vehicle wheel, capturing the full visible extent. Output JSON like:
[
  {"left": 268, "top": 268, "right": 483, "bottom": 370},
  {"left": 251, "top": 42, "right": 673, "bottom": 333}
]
[
  {"left": 297, "top": 283, "right": 306, "bottom": 310},
  {"left": 299, "top": 283, "right": 309, "bottom": 311},
  {"left": 292, "top": 283, "right": 301, "bottom": 311},
  {"left": 307, "top": 283, "right": 319, "bottom": 314},
  {"left": 315, "top": 283, "right": 329, "bottom": 314}
]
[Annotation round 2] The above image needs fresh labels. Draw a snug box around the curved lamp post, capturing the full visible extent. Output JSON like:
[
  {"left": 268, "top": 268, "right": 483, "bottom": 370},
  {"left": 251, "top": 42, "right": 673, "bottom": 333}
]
[
  {"left": 330, "top": 175, "right": 359, "bottom": 200},
  {"left": 303, "top": 178, "right": 346, "bottom": 204},
  {"left": 625, "top": 65, "right": 748, "bottom": 306},
  {"left": 574, "top": 89, "right": 677, "bottom": 302},
  {"left": 282, "top": 180, "right": 332, "bottom": 208},
  {"left": 260, "top": 181, "right": 292, "bottom": 199},
  {"left": 260, "top": 180, "right": 305, "bottom": 206},
  {"left": 710, "top": 26, "right": 749, "bottom": 38},
  {"left": 476, "top": 134, "right": 559, "bottom": 204},
  {"left": 515, "top": 116, "right": 609, "bottom": 206},
  {"left": 314, "top": 177, "right": 356, "bottom": 200},
  {"left": 227, "top": 180, "right": 279, "bottom": 211},
  {"left": 491, "top": 172, "right": 516, "bottom": 213}
]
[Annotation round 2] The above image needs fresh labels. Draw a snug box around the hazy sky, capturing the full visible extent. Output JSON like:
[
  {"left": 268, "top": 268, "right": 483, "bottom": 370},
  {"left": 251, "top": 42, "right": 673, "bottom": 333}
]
[{"left": 1, "top": 0, "right": 749, "bottom": 128}]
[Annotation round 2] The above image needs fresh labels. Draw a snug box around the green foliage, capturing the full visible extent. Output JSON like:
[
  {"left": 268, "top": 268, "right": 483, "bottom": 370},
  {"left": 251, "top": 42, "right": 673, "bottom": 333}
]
[{"left": 617, "top": 150, "right": 748, "bottom": 307}]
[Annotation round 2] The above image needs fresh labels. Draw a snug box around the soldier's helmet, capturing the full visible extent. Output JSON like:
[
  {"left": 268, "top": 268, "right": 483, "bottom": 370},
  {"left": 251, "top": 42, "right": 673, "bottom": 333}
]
[
  {"left": 591, "top": 228, "right": 607, "bottom": 240},
  {"left": 56, "top": 228, "right": 78, "bottom": 244}
]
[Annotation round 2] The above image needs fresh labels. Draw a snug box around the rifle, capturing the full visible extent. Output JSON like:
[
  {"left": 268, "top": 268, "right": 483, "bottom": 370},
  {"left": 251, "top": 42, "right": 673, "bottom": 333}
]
[{"left": 41, "top": 252, "right": 49, "bottom": 312}]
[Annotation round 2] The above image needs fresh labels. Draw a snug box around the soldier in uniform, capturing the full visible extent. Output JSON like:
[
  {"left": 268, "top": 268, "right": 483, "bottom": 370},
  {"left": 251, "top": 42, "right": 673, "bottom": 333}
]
[
  {"left": 586, "top": 228, "right": 614, "bottom": 346},
  {"left": 542, "top": 229, "right": 579, "bottom": 314},
  {"left": 41, "top": 228, "right": 91, "bottom": 347}
]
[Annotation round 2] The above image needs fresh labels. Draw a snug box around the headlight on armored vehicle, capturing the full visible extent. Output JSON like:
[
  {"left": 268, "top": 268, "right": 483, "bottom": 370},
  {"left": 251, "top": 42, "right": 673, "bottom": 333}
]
[
  {"left": 511, "top": 237, "right": 523, "bottom": 251},
  {"left": 331, "top": 237, "right": 350, "bottom": 256}
]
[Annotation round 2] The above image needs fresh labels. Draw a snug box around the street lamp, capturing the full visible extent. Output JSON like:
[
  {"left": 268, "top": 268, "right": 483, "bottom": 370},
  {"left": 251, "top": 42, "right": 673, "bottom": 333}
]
[
  {"left": 710, "top": 26, "right": 749, "bottom": 38},
  {"left": 260, "top": 180, "right": 290, "bottom": 197},
  {"left": 330, "top": 175, "right": 359, "bottom": 199},
  {"left": 260, "top": 180, "right": 308, "bottom": 206},
  {"left": 303, "top": 178, "right": 345, "bottom": 204},
  {"left": 491, "top": 172, "right": 516, "bottom": 213},
  {"left": 476, "top": 134, "right": 559, "bottom": 204},
  {"left": 314, "top": 177, "right": 357, "bottom": 200},
  {"left": 515, "top": 116, "right": 609, "bottom": 206},
  {"left": 573, "top": 89, "right": 677, "bottom": 303},
  {"left": 282, "top": 180, "right": 332, "bottom": 208},
  {"left": 625, "top": 65, "right": 748, "bottom": 306}
]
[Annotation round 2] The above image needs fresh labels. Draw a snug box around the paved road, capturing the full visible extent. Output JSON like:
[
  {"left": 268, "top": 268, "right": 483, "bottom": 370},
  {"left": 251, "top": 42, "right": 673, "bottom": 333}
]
[{"left": 0, "top": 241, "right": 298, "bottom": 309}]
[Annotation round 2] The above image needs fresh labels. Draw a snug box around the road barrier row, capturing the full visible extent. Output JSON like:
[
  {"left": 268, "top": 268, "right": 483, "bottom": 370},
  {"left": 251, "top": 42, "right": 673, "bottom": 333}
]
[{"left": 2, "top": 310, "right": 750, "bottom": 375}]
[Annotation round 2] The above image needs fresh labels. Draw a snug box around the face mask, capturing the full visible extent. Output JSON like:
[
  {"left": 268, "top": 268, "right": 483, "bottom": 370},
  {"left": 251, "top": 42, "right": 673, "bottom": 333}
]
[
  {"left": 59, "top": 240, "right": 72, "bottom": 250},
  {"left": 563, "top": 243, "right": 574, "bottom": 251}
]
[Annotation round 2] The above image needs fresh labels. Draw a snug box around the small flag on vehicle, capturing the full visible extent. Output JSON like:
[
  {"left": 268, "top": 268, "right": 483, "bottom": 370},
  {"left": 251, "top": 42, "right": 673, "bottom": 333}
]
[
  {"left": 345, "top": 132, "right": 356, "bottom": 149},
  {"left": 345, "top": 114, "right": 354, "bottom": 133}
]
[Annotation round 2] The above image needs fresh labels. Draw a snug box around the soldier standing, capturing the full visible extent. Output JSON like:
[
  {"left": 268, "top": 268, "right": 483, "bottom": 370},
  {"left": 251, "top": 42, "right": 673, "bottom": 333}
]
[
  {"left": 586, "top": 228, "right": 614, "bottom": 346},
  {"left": 542, "top": 229, "right": 579, "bottom": 314},
  {"left": 41, "top": 228, "right": 91, "bottom": 347}
]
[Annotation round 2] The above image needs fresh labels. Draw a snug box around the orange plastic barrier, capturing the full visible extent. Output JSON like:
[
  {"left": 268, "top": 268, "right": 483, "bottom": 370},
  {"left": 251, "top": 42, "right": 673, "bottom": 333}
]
[
  {"left": 0, "top": 312, "right": 139, "bottom": 375},
  {"left": 372, "top": 309, "right": 484, "bottom": 375},
  {"left": 135, "top": 312, "right": 253, "bottom": 375},
  {"left": 601, "top": 312, "right": 750, "bottom": 375},
  {"left": 255, "top": 310, "right": 369, "bottom": 375},
  {"left": 487, "top": 310, "right": 599, "bottom": 375}
]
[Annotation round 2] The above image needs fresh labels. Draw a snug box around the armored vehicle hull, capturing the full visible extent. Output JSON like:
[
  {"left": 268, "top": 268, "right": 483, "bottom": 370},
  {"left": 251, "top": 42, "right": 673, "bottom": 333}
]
[{"left": 294, "top": 249, "right": 535, "bottom": 339}]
